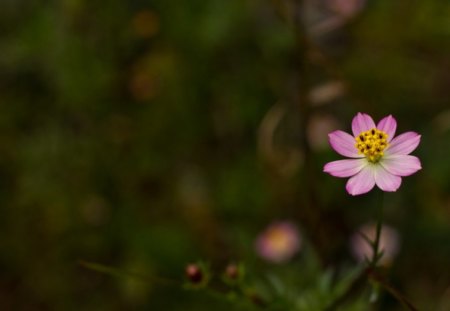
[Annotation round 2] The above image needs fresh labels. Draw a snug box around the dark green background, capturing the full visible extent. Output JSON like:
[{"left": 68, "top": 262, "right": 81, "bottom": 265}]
[{"left": 0, "top": 0, "right": 449, "bottom": 310}]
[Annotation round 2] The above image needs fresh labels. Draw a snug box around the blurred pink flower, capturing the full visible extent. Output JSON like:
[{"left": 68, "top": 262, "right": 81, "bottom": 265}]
[
  {"left": 324, "top": 112, "right": 422, "bottom": 196},
  {"left": 307, "top": 114, "right": 340, "bottom": 151},
  {"left": 350, "top": 223, "right": 400, "bottom": 265},
  {"left": 326, "top": 0, "right": 365, "bottom": 18},
  {"left": 255, "top": 221, "right": 301, "bottom": 263}
]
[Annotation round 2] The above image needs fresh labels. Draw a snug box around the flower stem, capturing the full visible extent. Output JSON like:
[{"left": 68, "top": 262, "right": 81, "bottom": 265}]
[{"left": 370, "top": 190, "right": 384, "bottom": 267}]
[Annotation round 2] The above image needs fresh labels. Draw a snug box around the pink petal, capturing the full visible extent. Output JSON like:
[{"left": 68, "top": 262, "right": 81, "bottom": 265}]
[
  {"left": 377, "top": 115, "right": 397, "bottom": 142},
  {"left": 324, "top": 159, "right": 367, "bottom": 177},
  {"left": 352, "top": 113, "right": 376, "bottom": 137},
  {"left": 373, "top": 165, "right": 402, "bottom": 192},
  {"left": 381, "top": 155, "right": 422, "bottom": 176},
  {"left": 328, "top": 130, "right": 363, "bottom": 158},
  {"left": 385, "top": 132, "right": 421, "bottom": 155},
  {"left": 346, "top": 165, "right": 376, "bottom": 196}
]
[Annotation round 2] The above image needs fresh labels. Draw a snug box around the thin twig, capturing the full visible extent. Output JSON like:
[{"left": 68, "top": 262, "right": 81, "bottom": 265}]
[
  {"left": 79, "top": 260, "right": 180, "bottom": 287},
  {"left": 368, "top": 270, "right": 420, "bottom": 311}
]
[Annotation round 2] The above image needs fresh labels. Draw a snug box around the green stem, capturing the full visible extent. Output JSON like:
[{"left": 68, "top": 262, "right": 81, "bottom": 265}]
[{"left": 371, "top": 191, "right": 384, "bottom": 267}]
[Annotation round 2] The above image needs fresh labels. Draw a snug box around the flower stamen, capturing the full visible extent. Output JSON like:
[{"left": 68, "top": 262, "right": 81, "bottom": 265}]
[{"left": 355, "top": 128, "right": 389, "bottom": 162}]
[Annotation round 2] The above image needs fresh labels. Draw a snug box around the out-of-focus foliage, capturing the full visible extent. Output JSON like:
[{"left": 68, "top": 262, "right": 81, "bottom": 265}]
[{"left": 0, "top": 0, "right": 449, "bottom": 310}]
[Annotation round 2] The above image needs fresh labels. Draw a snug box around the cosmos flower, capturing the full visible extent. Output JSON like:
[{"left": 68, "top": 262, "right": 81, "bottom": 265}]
[
  {"left": 350, "top": 223, "right": 400, "bottom": 266},
  {"left": 324, "top": 113, "right": 421, "bottom": 196},
  {"left": 255, "top": 221, "right": 301, "bottom": 263}
]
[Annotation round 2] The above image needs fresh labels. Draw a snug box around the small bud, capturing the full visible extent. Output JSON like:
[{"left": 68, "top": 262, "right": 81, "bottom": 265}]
[
  {"left": 225, "top": 263, "right": 239, "bottom": 280},
  {"left": 184, "top": 262, "right": 210, "bottom": 289},
  {"left": 222, "top": 262, "right": 245, "bottom": 286},
  {"left": 185, "top": 263, "right": 203, "bottom": 284}
]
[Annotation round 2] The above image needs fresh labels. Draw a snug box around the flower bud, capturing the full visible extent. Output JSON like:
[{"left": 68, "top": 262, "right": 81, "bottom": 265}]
[
  {"left": 185, "top": 263, "right": 203, "bottom": 284},
  {"left": 222, "top": 262, "right": 245, "bottom": 285},
  {"left": 225, "top": 263, "right": 239, "bottom": 280}
]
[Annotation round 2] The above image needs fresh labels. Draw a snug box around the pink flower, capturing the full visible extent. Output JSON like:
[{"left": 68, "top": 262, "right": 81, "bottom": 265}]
[
  {"left": 326, "top": 0, "right": 366, "bottom": 18},
  {"left": 255, "top": 221, "right": 301, "bottom": 263},
  {"left": 324, "top": 113, "right": 422, "bottom": 196},
  {"left": 307, "top": 114, "right": 340, "bottom": 151}
]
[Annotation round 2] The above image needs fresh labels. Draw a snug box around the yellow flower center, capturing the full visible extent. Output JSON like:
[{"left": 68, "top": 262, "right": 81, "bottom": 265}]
[
  {"left": 355, "top": 128, "right": 389, "bottom": 163},
  {"left": 267, "top": 229, "right": 291, "bottom": 253}
]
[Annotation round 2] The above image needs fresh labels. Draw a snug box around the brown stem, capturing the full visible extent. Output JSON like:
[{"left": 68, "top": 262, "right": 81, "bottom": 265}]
[
  {"left": 368, "top": 269, "right": 420, "bottom": 311},
  {"left": 325, "top": 266, "right": 421, "bottom": 311}
]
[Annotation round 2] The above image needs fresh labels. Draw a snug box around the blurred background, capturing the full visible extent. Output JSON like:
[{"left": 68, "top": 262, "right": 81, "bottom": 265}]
[{"left": 0, "top": 0, "right": 450, "bottom": 310}]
